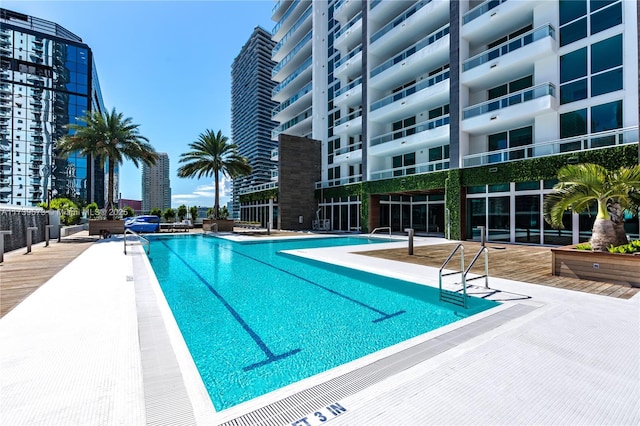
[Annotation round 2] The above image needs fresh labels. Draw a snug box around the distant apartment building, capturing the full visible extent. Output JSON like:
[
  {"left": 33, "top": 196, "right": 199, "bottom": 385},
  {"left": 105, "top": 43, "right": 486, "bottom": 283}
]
[
  {"left": 230, "top": 26, "right": 278, "bottom": 221},
  {"left": 142, "top": 152, "right": 171, "bottom": 212},
  {"left": 0, "top": 8, "right": 109, "bottom": 207},
  {"left": 238, "top": 0, "right": 639, "bottom": 244}
]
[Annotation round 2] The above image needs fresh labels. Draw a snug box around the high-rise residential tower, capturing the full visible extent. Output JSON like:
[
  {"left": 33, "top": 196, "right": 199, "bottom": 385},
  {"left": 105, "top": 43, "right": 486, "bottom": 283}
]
[
  {"left": 142, "top": 152, "right": 171, "bottom": 213},
  {"left": 0, "top": 8, "right": 108, "bottom": 207},
  {"left": 230, "top": 26, "right": 278, "bottom": 220},
  {"left": 246, "top": 0, "right": 639, "bottom": 244}
]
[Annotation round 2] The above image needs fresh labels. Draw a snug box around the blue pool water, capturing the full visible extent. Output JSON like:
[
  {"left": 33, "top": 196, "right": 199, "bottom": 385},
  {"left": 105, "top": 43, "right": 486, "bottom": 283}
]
[{"left": 147, "top": 235, "right": 499, "bottom": 410}]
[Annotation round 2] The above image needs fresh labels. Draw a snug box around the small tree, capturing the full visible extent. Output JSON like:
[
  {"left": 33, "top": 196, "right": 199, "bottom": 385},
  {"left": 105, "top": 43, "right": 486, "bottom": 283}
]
[
  {"left": 189, "top": 206, "right": 199, "bottom": 222},
  {"left": 86, "top": 202, "right": 99, "bottom": 219},
  {"left": 150, "top": 207, "right": 162, "bottom": 217},
  {"left": 177, "top": 204, "right": 188, "bottom": 221},
  {"left": 42, "top": 197, "right": 80, "bottom": 225},
  {"left": 163, "top": 208, "right": 176, "bottom": 223},
  {"left": 219, "top": 206, "right": 229, "bottom": 219},
  {"left": 123, "top": 206, "right": 135, "bottom": 218}
]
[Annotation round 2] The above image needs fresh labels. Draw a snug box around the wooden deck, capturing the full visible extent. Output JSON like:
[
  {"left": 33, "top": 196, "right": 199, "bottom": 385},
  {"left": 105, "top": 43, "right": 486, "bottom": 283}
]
[
  {"left": 0, "top": 232, "right": 99, "bottom": 318},
  {"left": 356, "top": 241, "right": 639, "bottom": 299}
]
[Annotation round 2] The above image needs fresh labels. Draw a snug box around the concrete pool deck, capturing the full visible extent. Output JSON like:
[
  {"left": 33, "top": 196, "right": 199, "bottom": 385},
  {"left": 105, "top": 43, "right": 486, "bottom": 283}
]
[{"left": 1, "top": 233, "right": 638, "bottom": 425}]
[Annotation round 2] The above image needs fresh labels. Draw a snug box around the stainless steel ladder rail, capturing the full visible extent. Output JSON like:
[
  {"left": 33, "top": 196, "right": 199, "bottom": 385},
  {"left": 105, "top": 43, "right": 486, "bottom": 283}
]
[
  {"left": 124, "top": 229, "right": 150, "bottom": 255},
  {"left": 438, "top": 243, "right": 466, "bottom": 308},
  {"left": 464, "top": 246, "right": 489, "bottom": 289},
  {"left": 368, "top": 226, "right": 391, "bottom": 240}
]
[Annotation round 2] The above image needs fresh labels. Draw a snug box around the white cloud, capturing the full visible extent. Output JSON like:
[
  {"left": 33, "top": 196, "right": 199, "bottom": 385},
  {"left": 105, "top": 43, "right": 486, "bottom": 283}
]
[{"left": 171, "top": 176, "right": 232, "bottom": 208}]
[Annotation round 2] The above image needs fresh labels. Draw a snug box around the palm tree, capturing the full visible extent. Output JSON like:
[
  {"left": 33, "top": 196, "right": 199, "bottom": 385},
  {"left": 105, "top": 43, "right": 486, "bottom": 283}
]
[
  {"left": 177, "top": 129, "right": 251, "bottom": 219},
  {"left": 57, "top": 108, "right": 158, "bottom": 219},
  {"left": 543, "top": 163, "right": 640, "bottom": 251}
]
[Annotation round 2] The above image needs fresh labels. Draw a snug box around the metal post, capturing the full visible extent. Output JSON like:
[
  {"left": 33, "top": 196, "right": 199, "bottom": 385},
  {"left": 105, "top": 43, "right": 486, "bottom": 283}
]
[
  {"left": 267, "top": 221, "right": 271, "bottom": 235},
  {"left": 478, "top": 226, "right": 486, "bottom": 247},
  {"left": 0, "top": 230, "right": 12, "bottom": 263},
  {"left": 45, "top": 225, "right": 54, "bottom": 247},
  {"left": 26, "top": 227, "right": 38, "bottom": 254},
  {"left": 405, "top": 228, "right": 414, "bottom": 255},
  {"left": 58, "top": 224, "right": 62, "bottom": 243}
]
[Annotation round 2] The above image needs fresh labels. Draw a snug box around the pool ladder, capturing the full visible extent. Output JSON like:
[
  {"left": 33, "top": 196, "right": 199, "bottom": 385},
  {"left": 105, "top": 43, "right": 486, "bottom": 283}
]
[
  {"left": 439, "top": 244, "right": 489, "bottom": 308},
  {"left": 124, "top": 229, "right": 150, "bottom": 255},
  {"left": 368, "top": 226, "right": 391, "bottom": 240}
]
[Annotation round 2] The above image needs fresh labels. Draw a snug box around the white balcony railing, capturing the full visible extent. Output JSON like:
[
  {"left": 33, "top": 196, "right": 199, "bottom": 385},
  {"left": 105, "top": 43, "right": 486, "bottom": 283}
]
[
  {"left": 370, "top": 159, "right": 450, "bottom": 181},
  {"left": 463, "top": 126, "right": 639, "bottom": 167},
  {"left": 463, "top": 83, "right": 555, "bottom": 120},
  {"left": 315, "top": 175, "right": 363, "bottom": 189},
  {"left": 370, "top": 115, "right": 450, "bottom": 147},
  {"left": 463, "top": 0, "right": 507, "bottom": 24}
]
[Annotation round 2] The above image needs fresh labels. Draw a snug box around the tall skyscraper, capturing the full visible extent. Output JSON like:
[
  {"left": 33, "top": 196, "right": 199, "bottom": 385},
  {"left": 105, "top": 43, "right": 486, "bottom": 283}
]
[
  {"left": 0, "top": 8, "right": 108, "bottom": 207},
  {"left": 230, "top": 26, "right": 278, "bottom": 220},
  {"left": 142, "top": 152, "right": 171, "bottom": 213},
  {"left": 247, "top": 0, "right": 639, "bottom": 243}
]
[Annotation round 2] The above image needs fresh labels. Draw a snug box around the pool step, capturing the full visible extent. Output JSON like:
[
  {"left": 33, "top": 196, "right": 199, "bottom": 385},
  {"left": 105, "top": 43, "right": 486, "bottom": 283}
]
[{"left": 440, "top": 288, "right": 467, "bottom": 307}]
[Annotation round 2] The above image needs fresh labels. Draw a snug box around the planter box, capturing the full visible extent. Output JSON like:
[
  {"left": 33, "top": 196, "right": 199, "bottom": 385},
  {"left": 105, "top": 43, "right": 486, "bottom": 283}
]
[
  {"left": 551, "top": 246, "right": 640, "bottom": 287},
  {"left": 88, "top": 220, "right": 124, "bottom": 236},
  {"left": 202, "top": 219, "right": 234, "bottom": 232}
]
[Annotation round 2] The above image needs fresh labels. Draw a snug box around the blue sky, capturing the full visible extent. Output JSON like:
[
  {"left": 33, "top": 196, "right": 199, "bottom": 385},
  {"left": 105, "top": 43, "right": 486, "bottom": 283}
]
[{"left": 4, "top": 0, "right": 275, "bottom": 208}]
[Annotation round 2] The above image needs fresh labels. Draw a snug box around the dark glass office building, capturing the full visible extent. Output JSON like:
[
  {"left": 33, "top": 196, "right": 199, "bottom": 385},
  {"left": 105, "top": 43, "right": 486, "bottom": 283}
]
[{"left": 0, "top": 8, "right": 107, "bottom": 207}]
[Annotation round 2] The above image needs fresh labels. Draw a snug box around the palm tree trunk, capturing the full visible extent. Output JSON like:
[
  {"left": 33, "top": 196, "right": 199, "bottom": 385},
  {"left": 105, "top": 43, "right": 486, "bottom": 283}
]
[
  {"left": 214, "top": 171, "right": 220, "bottom": 219},
  {"left": 107, "top": 157, "right": 115, "bottom": 220},
  {"left": 590, "top": 218, "right": 618, "bottom": 251}
]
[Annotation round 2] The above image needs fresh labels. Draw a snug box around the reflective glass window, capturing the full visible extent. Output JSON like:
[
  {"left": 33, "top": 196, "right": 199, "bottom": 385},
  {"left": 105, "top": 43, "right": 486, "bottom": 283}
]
[
  {"left": 591, "top": 34, "right": 622, "bottom": 74},
  {"left": 560, "top": 0, "right": 586, "bottom": 25},
  {"left": 515, "top": 195, "right": 541, "bottom": 244},
  {"left": 591, "top": 100, "right": 622, "bottom": 132},
  {"left": 560, "top": 18, "right": 587, "bottom": 46},
  {"left": 560, "top": 48, "right": 587, "bottom": 83},
  {"left": 591, "top": 2, "right": 622, "bottom": 34},
  {"left": 591, "top": 68, "right": 623, "bottom": 97},
  {"left": 560, "top": 109, "right": 588, "bottom": 138},
  {"left": 590, "top": 0, "right": 617, "bottom": 12},
  {"left": 560, "top": 79, "right": 588, "bottom": 104}
]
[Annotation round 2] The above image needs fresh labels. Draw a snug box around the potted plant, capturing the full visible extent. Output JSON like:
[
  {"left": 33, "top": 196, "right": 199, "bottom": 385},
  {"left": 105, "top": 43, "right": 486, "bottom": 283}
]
[{"left": 544, "top": 163, "right": 640, "bottom": 286}]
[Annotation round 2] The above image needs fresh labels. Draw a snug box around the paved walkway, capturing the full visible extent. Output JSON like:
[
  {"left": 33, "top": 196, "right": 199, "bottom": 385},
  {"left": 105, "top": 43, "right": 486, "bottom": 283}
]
[{"left": 1, "top": 234, "right": 638, "bottom": 425}]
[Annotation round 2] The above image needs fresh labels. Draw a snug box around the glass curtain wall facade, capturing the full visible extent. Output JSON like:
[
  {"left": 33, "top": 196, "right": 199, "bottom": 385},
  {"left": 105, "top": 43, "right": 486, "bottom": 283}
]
[
  {"left": 0, "top": 8, "right": 106, "bottom": 207},
  {"left": 231, "top": 26, "right": 278, "bottom": 221},
  {"left": 267, "top": 0, "right": 638, "bottom": 243}
]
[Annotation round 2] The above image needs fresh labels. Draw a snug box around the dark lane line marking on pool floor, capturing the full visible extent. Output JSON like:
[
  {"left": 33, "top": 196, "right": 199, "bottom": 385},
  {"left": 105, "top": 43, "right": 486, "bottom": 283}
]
[
  {"left": 210, "top": 240, "right": 405, "bottom": 323},
  {"left": 158, "top": 240, "right": 301, "bottom": 372}
]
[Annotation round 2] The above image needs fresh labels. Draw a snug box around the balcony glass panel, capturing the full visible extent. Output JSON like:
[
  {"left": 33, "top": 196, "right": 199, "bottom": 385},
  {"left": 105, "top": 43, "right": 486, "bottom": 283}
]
[
  {"left": 371, "top": 115, "right": 450, "bottom": 146},
  {"left": 272, "top": 57, "right": 312, "bottom": 97},
  {"left": 335, "top": 11, "right": 362, "bottom": 40},
  {"left": 463, "top": 83, "right": 555, "bottom": 119},
  {"left": 335, "top": 108, "right": 362, "bottom": 126},
  {"left": 272, "top": 107, "right": 312, "bottom": 138},
  {"left": 370, "top": 0, "right": 433, "bottom": 43},
  {"left": 463, "top": 0, "right": 507, "bottom": 24},
  {"left": 463, "top": 25, "right": 555, "bottom": 72},
  {"left": 335, "top": 76, "right": 362, "bottom": 97},
  {"left": 315, "top": 175, "right": 362, "bottom": 189},
  {"left": 272, "top": 31, "right": 312, "bottom": 77},
  {"left": 272, "top": 81, "right": 312, "bottom": 117},
  {"left": 334, "top": 142, "right": 362, "bottom": 156},
  {"left": 334, "top": 44, "right": 362, "bottom": 69},
  {"left": 273, "top": 5, "right": 312, "bottom": 57},
  {"left": 272, "top": 1, "right": 301, "bottom": 35},
  {"left": 371, "top": 69, "right": 449, "bottom": 111},
  {"left": 370, "top": 0, "right": 382, "bottom": 9},
  {"left": 371, "top": 24, "right": 449, "bottom": 78},
  {"left": 370, "top": 160, "right": 450, "bottom": 181}
]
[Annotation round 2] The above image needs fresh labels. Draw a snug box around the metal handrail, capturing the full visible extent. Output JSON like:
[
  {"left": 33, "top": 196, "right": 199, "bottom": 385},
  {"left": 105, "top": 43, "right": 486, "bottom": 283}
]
[
  {"left": 124, "top": 229, "right": 150, "bottom": 255},
  {"left": 439, "top": 243, "right": 466, "bottom": 307},
  {"left": 368, "top": 226, "right": 391, "bottom": 239},
  {"left": 464, "top": 247, "right": 489, "bottom": 289}
]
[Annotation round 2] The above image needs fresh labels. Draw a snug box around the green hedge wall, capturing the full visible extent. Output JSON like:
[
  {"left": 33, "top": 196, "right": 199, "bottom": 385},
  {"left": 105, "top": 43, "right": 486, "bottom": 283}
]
[
  {"left": 239, "top": 188, "right": 278, "bottom": 203},
  {"left": 445, "top": 169, "right": 462, "bottom": 240}
]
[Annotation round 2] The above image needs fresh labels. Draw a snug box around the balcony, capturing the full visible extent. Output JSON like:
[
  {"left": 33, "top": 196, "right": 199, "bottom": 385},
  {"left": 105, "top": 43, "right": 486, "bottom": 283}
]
[
  {"left": 272, "top": 0, "right": 310, "bottom": 39},
  {"left": 237, "top": 181, "right": 278, "bottom": 195},
  {"left": 333, "top": 109, "right": 362, "bottom": 135},
  {"left": 369, "top": 116, "right": 450, "bottom": 156},
  {"left": 369, "top": 69, "right": 449, "bottom": 124},
  {"left": 271, "top": 168, "right": 278, "bottom": 181},
  {"left": 369, "top": 24, "right": 449, "bottom": 90},
  {"left": 272, "top": 81, "right": 312, "bottom": 121},
  {"left": 369, "top": 0, "right": 448, "bottom": 58},
  {"left": 370, "top": 159, "right": 450, "bottom": 181},
  {"left": 333, "top": 77, "right": 362, "bottom": 108},
  {"left": 315, "top": 175, "right": 362, "bottom": 189},
  {"left": 334, "top": 11, "right": 362, "bottom": 51},
  {"left": 334, "top": 0, "right": 361, "bottom": 22},
  {"left": 271, "top": 107, "right": 312, "bottom": 140},
  {"left": 271, "top": 148, "right": 278, "bottom": 161},
  {"left": 334, "top": 44, "right": 362, "bottom": 80},
  {"left": 462, "top": 83, "right": 556, "bottom": 134},
  {"left": 272, "top": 31, "right": 312, "bottom": 82},
  {"left": 463, "top": 126, "right": 639, "bottom": 167},
  {"left": 462, "top": 0, "right": 537, "bottom": 43},
  {"left": 333, "top": 143, "right": 362, "bottom": 165},
  {"left": 272, "top": 5, "right": 312, "bottom": 62},
  {"left": 272, "top": 57, "right": 312, "bottom": 102},
  {"left": 462, "top": 24, "right": 556, "bottom": 89}
]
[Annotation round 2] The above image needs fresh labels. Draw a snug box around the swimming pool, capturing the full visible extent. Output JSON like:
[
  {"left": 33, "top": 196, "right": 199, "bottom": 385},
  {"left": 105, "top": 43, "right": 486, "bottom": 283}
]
[{"left": 147, "top": 235, "right": 499, "bottom": 411}]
